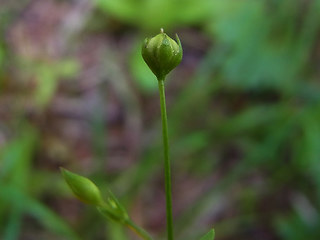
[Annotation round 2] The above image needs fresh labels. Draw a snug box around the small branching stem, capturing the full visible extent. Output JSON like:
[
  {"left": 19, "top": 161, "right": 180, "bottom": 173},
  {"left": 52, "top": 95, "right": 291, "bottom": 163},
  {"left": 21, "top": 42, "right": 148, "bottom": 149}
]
[{"left": 158, "top": 78, "right": 174, "bottom": 240}]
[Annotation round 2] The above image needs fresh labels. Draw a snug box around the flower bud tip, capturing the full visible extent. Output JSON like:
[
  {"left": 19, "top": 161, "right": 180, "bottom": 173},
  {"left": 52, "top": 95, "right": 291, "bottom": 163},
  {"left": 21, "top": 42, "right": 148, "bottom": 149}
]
[{"left": 60, "top": 167, "right": 104, "bottom": 206}]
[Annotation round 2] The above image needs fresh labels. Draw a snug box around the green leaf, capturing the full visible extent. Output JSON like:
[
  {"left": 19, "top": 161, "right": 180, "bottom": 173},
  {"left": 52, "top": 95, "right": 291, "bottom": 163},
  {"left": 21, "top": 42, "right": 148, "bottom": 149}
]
[{"left": 200, "top": 229, "right": 215, "bottom": 240}]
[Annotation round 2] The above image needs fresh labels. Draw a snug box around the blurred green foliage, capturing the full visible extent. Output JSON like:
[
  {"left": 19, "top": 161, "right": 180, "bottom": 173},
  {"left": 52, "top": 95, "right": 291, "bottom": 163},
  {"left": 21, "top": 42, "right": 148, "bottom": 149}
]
[
  {"left": 1, "top": 0, "right": 320, "bottom": 239},
  {"left": 0, "top": 125, "right": 79, "bottom": 239},
  {"left": 20, "top": 59, "right": 79, "bottom": 107},
  {"left": 96, "top": 0, "right": 213, "bottom": 29}
]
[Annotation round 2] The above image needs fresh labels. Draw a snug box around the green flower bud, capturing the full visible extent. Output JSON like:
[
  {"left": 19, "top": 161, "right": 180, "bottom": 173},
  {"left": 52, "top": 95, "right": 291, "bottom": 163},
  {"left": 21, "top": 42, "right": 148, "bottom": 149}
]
[
  {"left": 60, "top": 168, "right": 104, "bottom": 206},
  {"left": 142, "top": 28, "right": 183, "bottom": 80}
]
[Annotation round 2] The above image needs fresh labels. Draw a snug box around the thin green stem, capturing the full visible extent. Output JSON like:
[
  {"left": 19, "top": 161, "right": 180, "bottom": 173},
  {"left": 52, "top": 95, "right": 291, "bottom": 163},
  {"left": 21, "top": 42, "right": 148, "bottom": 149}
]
[
  {"left": 125, "top": 220, "right": 153, "bottom": 240},
  {"left": 158, "top": 78, "right": 174, "bottom": 240}
]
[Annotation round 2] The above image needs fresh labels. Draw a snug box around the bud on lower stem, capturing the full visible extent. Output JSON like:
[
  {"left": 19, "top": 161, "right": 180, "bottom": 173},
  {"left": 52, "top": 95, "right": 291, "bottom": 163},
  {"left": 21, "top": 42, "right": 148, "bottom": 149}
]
[
  {"left": 60, "top": 168, "right": 129, "bottom": 224},
  {"left": 142, "top": 28, "right": 183, "bottom": 80},
  {"left": 60, "top": 168, "right": 104, "bottom": 206}
]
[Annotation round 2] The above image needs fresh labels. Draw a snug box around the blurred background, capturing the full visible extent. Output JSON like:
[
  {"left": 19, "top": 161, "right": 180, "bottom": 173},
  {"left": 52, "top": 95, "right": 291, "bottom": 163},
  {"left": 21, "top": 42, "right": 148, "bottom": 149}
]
[{"left": 1, "top": 0, "right": 320, "bottom": 239}]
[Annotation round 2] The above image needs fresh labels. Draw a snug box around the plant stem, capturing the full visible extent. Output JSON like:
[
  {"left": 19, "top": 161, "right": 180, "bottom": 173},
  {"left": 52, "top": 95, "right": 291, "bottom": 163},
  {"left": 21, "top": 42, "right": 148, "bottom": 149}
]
[
  {"left": 158, "top": 78, "right": 174, "bottom": 240},
  {"left": 125, "top": 220, "right": 153, "bottom": 240}
]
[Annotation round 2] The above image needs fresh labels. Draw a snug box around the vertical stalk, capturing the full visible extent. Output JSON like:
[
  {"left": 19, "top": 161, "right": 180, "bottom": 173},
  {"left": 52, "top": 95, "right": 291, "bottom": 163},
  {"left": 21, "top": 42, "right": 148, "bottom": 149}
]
[{"left": 158, "top": 78, "right": 174, "bottom": 240}]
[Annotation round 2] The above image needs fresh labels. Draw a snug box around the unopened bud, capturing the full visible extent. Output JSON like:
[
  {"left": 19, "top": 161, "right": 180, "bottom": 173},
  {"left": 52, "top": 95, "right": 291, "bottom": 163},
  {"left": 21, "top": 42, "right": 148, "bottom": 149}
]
[
  {"left": 142, "top": 28, "right": 182, "bottom": 80},
  {"left": 60, "top": 168, "right": 104, "bottom": 206}
]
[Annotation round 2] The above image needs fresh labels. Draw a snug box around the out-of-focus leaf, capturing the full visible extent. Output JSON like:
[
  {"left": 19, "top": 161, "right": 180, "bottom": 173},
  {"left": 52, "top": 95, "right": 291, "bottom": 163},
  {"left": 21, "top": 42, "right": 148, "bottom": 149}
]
[
  {"left": 293, "top": 108, "right": 320, "bottom": 169},
  {"left": 0, "top": 124, "right": 38, "bottom": 187},
  {"left": 296, "top": 107, "right": 320, "bottom": 202},
  {"left": 275, "top": 210, "right": 320, "bottom": 240},
  {"left": 217, "top": 105, "right": 283, "bottom": 136},
  {"left": 0, "top": 184, "right": 80, "bottom": 240},
  {"left": 130, "top": 42, "right": 157, "bottom": 93},
  {"left": 55, "top": 60, "right": 79, "bottom": 78},
  {"left": 3, "top": 205, "right": 23, "bottom": 240},
  {"left": 206, "top": 0, "right": 320, "bottom": 90},
  {"left": 34, "top": 65, "right": 57, "bottom": 107},
  {"left": 33, "top": 60, "right": 78, "bottom": 107},
  {"left": 96, "top": 0, "right": 213, "bottom": 29},
  {"left": 199, "top": 229, "right": 215, "bottom": 240}
]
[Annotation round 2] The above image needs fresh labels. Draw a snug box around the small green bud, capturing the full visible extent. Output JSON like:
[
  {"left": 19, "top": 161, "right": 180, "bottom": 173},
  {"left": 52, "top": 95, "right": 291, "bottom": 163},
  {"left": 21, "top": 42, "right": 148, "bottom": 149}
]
[
  {"left": 142, "top": 28, "right": 183, "bottom": 80},
  {"left": 60, "top": 168, "right": 104, "bottom": 206}
]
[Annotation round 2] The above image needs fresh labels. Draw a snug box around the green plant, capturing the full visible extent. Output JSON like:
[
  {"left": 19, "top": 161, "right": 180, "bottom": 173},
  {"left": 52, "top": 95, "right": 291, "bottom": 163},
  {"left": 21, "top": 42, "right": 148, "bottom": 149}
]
[
  {"left": 61, "top": 29, "right": 214, "bottom": 240},
  {"left": 141, "top": 28, "right": 182, "bottom": 240}
]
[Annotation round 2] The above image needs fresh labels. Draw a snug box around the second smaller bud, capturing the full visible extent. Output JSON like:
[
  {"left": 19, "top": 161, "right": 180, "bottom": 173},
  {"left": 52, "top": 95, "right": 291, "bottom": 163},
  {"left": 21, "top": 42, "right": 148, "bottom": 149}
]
[{"left": 61, "top": 168, "right": 104, "bottom": 206}]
